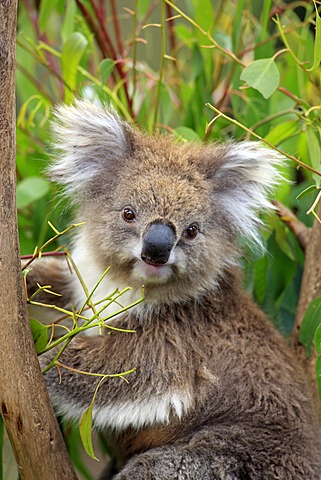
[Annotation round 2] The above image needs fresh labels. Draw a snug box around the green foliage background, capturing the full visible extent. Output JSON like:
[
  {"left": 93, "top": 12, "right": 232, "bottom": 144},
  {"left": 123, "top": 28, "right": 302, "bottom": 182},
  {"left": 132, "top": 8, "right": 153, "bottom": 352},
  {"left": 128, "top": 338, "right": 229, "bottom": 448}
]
[{"left": 9, "top": 0, "right": 321, "bottom": 478}]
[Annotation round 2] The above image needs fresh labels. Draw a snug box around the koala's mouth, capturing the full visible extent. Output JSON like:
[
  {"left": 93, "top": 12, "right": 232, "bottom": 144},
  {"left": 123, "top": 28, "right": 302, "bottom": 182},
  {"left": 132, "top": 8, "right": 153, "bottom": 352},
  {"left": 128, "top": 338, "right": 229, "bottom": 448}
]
[
  {"left": 132, "top": 259, "right": 173, "bottom": 285},
  {"left": 141, "top": 256, "right": 166, "bottom": 267}
]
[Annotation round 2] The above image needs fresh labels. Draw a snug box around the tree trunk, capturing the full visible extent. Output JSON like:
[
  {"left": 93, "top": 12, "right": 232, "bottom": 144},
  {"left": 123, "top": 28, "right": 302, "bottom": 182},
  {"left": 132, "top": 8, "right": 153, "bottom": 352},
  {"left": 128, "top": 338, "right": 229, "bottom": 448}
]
[
  {"left": 294, "top": 200, "right": 321, "bottom": 419},
  {"left": 0, "top": 2, "right": 77, "bottom": 478}
]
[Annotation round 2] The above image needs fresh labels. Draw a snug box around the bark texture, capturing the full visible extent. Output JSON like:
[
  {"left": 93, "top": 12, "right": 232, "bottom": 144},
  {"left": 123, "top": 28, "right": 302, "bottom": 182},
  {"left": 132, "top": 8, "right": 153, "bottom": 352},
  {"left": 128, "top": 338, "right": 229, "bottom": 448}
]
[
  {"left": 0, "top": 2, "right": 77, "bottom": 478},
  {"left": 294, "top": 201, "right": 321, "bottom": 419}
]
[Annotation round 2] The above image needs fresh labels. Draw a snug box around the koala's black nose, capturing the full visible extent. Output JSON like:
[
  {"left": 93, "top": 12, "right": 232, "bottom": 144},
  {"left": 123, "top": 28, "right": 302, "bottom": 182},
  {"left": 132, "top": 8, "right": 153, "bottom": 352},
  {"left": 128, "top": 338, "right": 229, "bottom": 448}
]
[{"left": 141, "top": 222, "right": 176, "bottom": 266}]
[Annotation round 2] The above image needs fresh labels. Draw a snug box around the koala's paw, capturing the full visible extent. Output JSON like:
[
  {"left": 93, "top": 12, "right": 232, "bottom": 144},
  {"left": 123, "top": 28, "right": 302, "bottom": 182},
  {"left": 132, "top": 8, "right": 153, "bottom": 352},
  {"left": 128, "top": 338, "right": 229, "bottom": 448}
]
[{"left": 109, "top": 446, "right": 238, "bottom": 480}]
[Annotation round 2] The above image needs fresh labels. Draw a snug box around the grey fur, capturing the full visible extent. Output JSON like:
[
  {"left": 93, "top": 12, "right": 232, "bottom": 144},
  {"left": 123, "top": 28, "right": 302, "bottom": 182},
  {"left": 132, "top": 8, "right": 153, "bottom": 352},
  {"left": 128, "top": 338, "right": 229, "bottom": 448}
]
[{"left": 28, "top": 101, "right": 320, "bottom": 479}]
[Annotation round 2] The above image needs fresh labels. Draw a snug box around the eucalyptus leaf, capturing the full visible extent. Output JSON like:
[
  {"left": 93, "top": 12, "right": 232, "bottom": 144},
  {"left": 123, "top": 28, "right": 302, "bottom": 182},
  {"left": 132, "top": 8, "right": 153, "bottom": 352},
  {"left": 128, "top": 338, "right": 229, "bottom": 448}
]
[
  {"left": 316, "top": 355, "right": 321, "bottom": 400},
  {"left": 99, "top": 59, "right": 115, "bottom": 85},
  {"left": 17, "top": 177, "right": 51, "bottom": 209},
  {"left": 315, "top": 323, "right": 321, "bottom": 354},
  {"left": 61, "top": 32, "right": 88, "bottom": 91},
  {"left": 299, "top": 297, "right": 321, "bottom": 357},
  {"left": 307, "top": 3, "right": 321, "bottom": 72},
  {"left": 240, "top": 58, "right": 280, "bottom": 99},
  {"left": 306, "top": 128, "right": 321, "bottom": 187},
  {"left": 254, "top": 255, "right": 269, "bottom": 304},
  {"left": 30, "top": 319, "right": 48, "bottom": 354},
  {"left": 39, "top": 0, "right": 59, "bottom": 33},
  {"left": 79, "top": 402, "right": 98, "bottom": 460},
  {"left": 175, "top": 126, "right": 201, "bottom": 143},
  {"left": 79, "top": 374, "right": 111, "bottom": 461},
  {"left": 175, "top": 24, "right": 194, "bottom": 44},
  {"left": 159, "top": 83, "right": 172, "bottom": 125},
  {"left": 190, "top": 0, "right": 214, "bottom": 42},
  {"left": 61, "top": 0, "right": 76, "bottom": 43},
  {"left": 264, "top": 120, "right": 298, "bottom": 146},
  {"left": 274, "top": 219, "right": 296, "bottom": 261},
  {"left": 296, "top": 184, "right": 319, "bottom": 200},
  {"left": 0, "top": 415, "right": 3, "bottom": 480},
  {"left": 137, "top": 0, "right": 152, "bottom": 19},
  {"left": 265, "top": 234, "right": 295, "bottom": 304}
]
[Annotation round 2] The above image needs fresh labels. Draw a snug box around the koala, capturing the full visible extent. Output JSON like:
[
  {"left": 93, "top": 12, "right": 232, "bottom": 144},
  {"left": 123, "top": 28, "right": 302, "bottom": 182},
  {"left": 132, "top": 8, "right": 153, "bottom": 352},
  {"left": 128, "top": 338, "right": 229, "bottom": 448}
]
[{"left": 26, "top": 101, "right": 321, "bottom": 479}]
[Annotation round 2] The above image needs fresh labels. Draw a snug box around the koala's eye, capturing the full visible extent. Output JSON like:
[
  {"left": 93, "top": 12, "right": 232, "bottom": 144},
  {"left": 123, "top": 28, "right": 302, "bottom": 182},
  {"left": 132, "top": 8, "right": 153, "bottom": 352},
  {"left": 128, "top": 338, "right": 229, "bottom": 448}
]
[
  {"left": 122, "top": 207, "right": 136, "bottom": 223},
  {"left": 183, "top": 225, "right": 198, "bottom": 239}
]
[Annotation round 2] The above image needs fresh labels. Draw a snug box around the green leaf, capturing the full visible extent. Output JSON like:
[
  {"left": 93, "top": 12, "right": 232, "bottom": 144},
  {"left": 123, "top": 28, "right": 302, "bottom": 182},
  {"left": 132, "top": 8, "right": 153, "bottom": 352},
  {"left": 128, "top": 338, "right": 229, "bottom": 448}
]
[
  {"left": 299, "top": 297, "right": 321, "bottom": 357},
  {"left": 17, "top": 177, "right": 51, "bottom": 209},
  {"left": 137, "top": 0, "right": 152, "bottom": 19},
  {"left": 264, "top": 120, "right": 298, "bottom": 146},
  {"left": 190, "top": 0, "right": 214, "bottom": 38},
  {"left": 306, "top": 128, "right": 321, "bottom": 187},
  {"left": 61, "top": 0, "right": 76, "bottom": 43},
  {"left": 175, "top": 24, "right": 194, "bottom": 44},
  {"left": 79, "top": 375, "right": 109, "bottom": 460},
  {"left": 39, "top": 0, "right": 59, "bottom": 33},
  {"left": 274, "top": 221, "right": 296, "bottom": 261},
  {"left": 316, "top": 355, "right": 321, "bottom": 400},
  {"left": 240, "top": 58, "right": 280, "bottom": 99},
  {"left": 175, "top": 126, "right": 201, "bottom": 143},
  {"left": 296, "top": 184, "right": 319, "bottom": 200},
  {"left": 189, "top": 45, "right": 204, "bottom": 81},
  {"left": 0, "top": 414, "right": 3, "bottom": 480},
  {"left": 79, "top": 402, "right": 98, "bottom": 460},
  {"left": 254, "top": 254, "right": 269, "bottom": 304},
  {"left": 265, "top": 234, "right": 295, "bottom": 304},
  {"left": 17, "top": 95, "right": 49, "bottom": 129},
  {"left": 315, "top": 323, "right": 321, "bottom": 354},
  {"left": 307, "top": 2, "right": 321, "bottom": 71},
  {"left": 99, "top": 59, "right": 115, "bottom": 85},
  {"left": 61, "top": 32, "right": 88, "bottom": 92},
  {"left": 260, "top": 0, "right": 272, "bottom": 41},
  {"left": 159, "top": 83, "right": 172, "bottom": 125},
  {"left": 214, "top": 32, "right": 232, "bottom": 52},
  {"left": 190, "top": 0, "right": 214, "bottom": 79},
  {"left": 30, "top": 319, "right": 48, "bottom": 354},
  {"left": 232, "top": 0, "right": 245, "bottom": 52}
]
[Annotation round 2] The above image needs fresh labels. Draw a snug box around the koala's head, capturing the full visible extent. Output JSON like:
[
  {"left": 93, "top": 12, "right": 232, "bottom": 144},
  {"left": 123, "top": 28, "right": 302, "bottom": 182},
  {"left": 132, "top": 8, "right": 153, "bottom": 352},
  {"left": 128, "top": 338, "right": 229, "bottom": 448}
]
[{"left": 49, "top": 101, "right": 282, "bottom": 304}]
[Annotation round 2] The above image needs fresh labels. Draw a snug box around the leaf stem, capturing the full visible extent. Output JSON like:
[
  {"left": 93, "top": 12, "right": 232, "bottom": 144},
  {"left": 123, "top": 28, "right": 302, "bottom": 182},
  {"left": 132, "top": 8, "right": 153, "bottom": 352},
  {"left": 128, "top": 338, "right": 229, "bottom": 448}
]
[
  {"left": 37, "top": 289, "right": 144, "bottom": 357},
  {"left": 273, "top": 15, "right": 308, "bottom": 70},
  {"left": 21, "top": 222, "right": 84, "bottom": 270},
  {"left": 307, "top": 190, "right": 321, "bottom": 215},
  {"left": 206, "top": 103, "right": 321, "bottom": 178},
  {"left": 56, "top": 362, "right": 135, "bottom": 380},
  {"left": 164, "top": 0, "right": 245, "bottom": 67}
]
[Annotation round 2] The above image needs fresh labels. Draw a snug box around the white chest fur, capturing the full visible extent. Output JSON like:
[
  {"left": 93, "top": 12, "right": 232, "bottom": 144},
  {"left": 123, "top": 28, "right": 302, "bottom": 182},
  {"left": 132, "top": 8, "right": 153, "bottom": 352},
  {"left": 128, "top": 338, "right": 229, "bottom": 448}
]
[
  {"left": 93, "top": 391, "right": 193, "bottom": 431},
  {"left": 55, "top": 390, "right": 193, "bottom": 432},
  {"left": 70, "top": 240, "right": 141, "bottom": 334}
]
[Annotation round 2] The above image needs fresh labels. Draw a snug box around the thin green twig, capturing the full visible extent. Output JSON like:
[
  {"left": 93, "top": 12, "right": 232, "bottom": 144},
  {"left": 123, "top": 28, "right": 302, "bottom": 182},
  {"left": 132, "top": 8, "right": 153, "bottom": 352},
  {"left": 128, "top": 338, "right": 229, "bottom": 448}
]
[
  {"left": 164, "top": 0, "right": 245, "bottom": 66},
  {"left": 21, "top": 222, "right": 84, "bottom": 270},
  {"left": 206, "top": 103, "right": 321, "bottom": 178}
]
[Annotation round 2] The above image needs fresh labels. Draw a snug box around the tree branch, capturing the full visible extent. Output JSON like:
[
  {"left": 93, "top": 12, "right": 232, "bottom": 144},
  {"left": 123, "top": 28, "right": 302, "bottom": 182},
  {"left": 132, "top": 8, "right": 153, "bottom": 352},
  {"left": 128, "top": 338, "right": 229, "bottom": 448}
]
[
  {"left": 0, "top": 2, "right": 77, "bottom": 478},
  {"left": 294, "top": 200, "right": 321, "bottom": 418},
  {"left": 272, "top": 200, "right": 309, "bottom": 251},
  {"left": 274, "top": 199, "right": 321, "bottom": 415}
]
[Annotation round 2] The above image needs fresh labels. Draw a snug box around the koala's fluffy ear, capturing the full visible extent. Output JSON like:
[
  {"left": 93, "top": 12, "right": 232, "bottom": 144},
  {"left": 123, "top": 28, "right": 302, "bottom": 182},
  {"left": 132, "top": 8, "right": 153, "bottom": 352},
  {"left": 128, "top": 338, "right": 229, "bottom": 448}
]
[
  {"left": 209, "top": 142, "right": 284, "bottom": 249},
  {"left": 48, "top": 100, "right": 132, "bottom": 196}
]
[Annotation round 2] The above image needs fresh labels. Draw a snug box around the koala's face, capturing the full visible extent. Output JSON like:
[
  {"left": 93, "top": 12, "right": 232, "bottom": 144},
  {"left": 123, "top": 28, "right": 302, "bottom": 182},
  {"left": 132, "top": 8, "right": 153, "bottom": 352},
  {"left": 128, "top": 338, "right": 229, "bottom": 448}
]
[
  {"left": 50, "top": 101, "right": 282, "bottom": 302},
  {"left": 119, "top": 171, "right": 210, "bottom": 287},
  {"left": 87, "top": 148, "right": 230, "bottom": 296}
]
